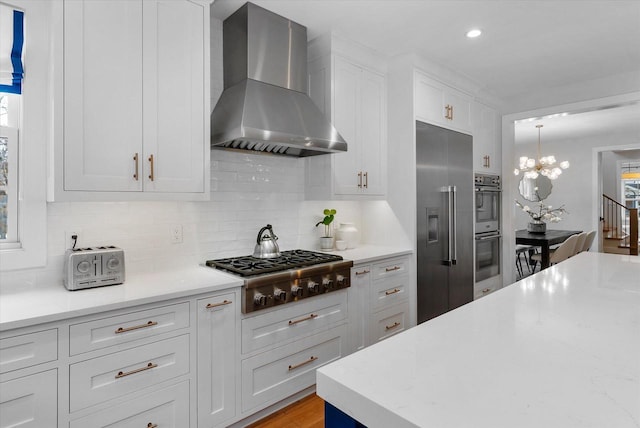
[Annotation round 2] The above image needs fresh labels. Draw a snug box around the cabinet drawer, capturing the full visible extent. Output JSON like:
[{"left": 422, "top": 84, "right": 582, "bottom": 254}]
[
  {"left": 371, "top": 256, "right": 409, "bottom": 280},
  {"left": 69, "top": 380, "right": 189, "bottom": 428},
  {"left": 0, "top": 369, "right": 57, "bottom": 428},
  {"left": 241, "top": 325, "right": 346, "bottom": 413},
  {"left": 69, "top": 302, "right": 189, "bottom": 355},
  {"left": 69, "top": 334, "right": 189, "bottom": 412},
  {"left": 370, "top": 275, "right": 409, "bottom": 310},
  {"left": 241, "top": 292, "right": 346, "bottom": 355},
  {"left": 370, "top": 302, "right": 409, "bottom": 344},
  {"left": 474, "top": 282, "right": 500, "bottom": 300},
  {"left": 0, "top": 329, "right": 58, "bottom": 374}
]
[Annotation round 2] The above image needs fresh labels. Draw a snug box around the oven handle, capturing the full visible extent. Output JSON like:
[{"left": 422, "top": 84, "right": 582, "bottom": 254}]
[
  {"left": 475, "top": 234, "right": 502, "bottom": 241},
  {"left": 475, "top": 187, "right": 502, "bottom": 192}
]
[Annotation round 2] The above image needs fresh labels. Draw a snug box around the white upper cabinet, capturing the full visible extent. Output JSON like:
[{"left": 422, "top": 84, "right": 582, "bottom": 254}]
[
  {"left": 306, "top": 35, "right": 387, "bottom": 199},
  {"left": 414, "top": 70, "right": 472, "bottom": 134},
  {"left": 472, "top": 101, "right": 501, "bottom": 174},
  {"left": 53, "top": 0, "right": 210, "bottom": 201}
]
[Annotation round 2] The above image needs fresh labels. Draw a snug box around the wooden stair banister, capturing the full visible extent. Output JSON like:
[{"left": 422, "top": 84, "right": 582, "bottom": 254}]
[{"left": 602, "top": 194, "right": 638, "bottom": 256}]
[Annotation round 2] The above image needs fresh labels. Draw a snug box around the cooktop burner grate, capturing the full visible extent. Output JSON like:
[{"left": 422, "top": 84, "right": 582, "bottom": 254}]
[{"left": 205, "top": 249, "right": 344, "bottom": 277}]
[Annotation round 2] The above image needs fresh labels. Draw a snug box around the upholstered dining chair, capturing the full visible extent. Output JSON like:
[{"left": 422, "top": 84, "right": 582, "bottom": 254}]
[
  {"left": 572, "top": 232, "right": 587, "bottom": 256},
  {"left": 580, "top": 230, "right": 597, "bottom": 253},
  {"left": 531, "top": 233, "right": 580, "bottom": 267}
]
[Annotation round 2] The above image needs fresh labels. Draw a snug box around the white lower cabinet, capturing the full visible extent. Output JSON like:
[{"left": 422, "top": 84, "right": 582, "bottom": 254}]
[
  {"left": 241, "top": 326, "right": 346, "bottom": 413},
  {"left": 69, "top": 380, "right": 190, "bottom": 428},
  {"left": 69, "top": 334, "right": 190, "bottom": 412},
  {"left": 197, "top": 292, "right": 238, "bottom": 428},
  {"left": 0, "top": 369, "right": 57, "bottom": 428},
  {"left": 348, "top": 255, "right": 411, "bottom": 354}
]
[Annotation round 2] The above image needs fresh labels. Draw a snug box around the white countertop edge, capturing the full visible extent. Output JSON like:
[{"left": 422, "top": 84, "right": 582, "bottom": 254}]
[{"left": 0, "top": 266, "right": 243, "bottom": 331}]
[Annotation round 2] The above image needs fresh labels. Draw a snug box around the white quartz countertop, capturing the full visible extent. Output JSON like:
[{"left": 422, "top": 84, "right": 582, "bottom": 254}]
[
  {"left": 0, "top": 266, "right": 243, "bottom": 331},
  {"left": 317, "top": 252, "right": 640, "bottom": 428},
  {"left": 322, "top": 244, "right": 413, "bottom": 264}
]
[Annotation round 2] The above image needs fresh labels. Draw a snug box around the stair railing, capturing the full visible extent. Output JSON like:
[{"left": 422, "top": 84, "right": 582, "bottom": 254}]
[{"left": 602, "top": 194, "right": 638, "bottom": 256}]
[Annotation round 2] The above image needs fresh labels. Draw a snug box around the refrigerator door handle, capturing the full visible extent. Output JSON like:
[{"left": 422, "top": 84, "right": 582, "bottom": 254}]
[
  {"left": 451, "top": 185, "right": 457, "bottom": 265},
  {"left": 440, "top": 186, "right": 457, "bottom": 266}
]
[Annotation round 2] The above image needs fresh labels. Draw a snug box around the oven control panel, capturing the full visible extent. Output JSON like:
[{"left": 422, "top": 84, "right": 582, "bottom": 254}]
[
  {"left": 64, "top": 246, "right": 125, "bottom": 291},
  {"left": 242, "top": 262, "right": 352, "bottom": 314}
]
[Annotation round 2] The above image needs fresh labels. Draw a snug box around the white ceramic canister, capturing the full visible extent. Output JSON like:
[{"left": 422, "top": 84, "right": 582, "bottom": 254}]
[{"left": 336, "top": 222, "right": 358, "bottom": 249}]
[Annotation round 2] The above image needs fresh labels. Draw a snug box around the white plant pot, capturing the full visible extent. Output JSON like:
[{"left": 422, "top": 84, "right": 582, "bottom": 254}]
[{"left": 320, "top": 237, "right": 334, "bottom": 250}]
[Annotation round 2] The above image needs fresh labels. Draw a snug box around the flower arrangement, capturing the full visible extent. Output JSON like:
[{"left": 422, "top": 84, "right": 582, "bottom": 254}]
[
  {"left": 315, "top": 208, "right": 337, "bottom": 237},
  {"left": 515, "top": 200, "right": 567, "bottom": 223}
]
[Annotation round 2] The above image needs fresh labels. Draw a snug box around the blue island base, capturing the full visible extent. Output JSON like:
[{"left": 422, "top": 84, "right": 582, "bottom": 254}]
[{"left": 325, "top": 402, "right": 367, "bottom": 428}]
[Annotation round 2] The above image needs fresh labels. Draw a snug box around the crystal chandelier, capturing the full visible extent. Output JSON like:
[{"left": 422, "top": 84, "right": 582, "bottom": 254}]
[{"left": 514, "top": 124, "right": 569, "bottom": 180}]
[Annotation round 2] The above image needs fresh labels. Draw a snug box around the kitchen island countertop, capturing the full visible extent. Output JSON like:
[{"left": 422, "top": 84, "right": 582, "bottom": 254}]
[{"left": 317, "top": 252, "right": 640, "bottom": 428}]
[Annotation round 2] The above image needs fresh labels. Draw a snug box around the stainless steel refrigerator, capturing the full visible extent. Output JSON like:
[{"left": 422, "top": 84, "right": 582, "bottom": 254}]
[{"left": 416, "top": 121, "right": 474, "bottom": 323}]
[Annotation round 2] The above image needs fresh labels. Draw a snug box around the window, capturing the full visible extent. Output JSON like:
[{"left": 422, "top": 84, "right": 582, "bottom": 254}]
[{"left": 0, "top": 0, "right": 47, "bottom": 271}]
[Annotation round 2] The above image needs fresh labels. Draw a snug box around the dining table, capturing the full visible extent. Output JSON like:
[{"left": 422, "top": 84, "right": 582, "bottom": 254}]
[{"left": 515, "top": 229, "right": 582, "bottom": 270}]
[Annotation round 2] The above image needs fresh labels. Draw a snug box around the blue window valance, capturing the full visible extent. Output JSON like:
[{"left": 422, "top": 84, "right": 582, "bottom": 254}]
[{"left": 0, "top": 5, "right": 24, "bottom": 94}]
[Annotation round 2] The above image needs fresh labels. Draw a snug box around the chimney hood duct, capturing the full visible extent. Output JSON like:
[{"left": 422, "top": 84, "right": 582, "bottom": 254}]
[{"left": 211, "top": 2, "right": 347, "bottom": 157}]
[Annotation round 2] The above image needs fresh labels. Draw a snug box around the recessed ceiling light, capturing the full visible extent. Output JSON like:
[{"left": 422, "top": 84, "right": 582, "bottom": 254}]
[{"left": 466, "top": 29, "right": 482, "bottom": 38}]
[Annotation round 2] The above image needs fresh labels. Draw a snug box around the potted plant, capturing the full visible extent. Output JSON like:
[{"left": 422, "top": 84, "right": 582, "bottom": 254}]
[{"left": 315, "top": 208, "right": 336, "bottom": 249}]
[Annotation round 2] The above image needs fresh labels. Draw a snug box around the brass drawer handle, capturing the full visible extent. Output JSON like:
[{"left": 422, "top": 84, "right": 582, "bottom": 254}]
[
  {"left": 148, "top": 154, "right": 155, "bottom": 181},
  {"left": 288, "top": 356, "right": 318, "bottom": 371},
  {"left": 385, "top": 288, "right": 401, "bottom": 296},
  {"left": 206, "top": 300, "right": 232, "bottom": 309},
  {"left": 385, "top": 321, "right": 401, "bottom": 331},
  {"left": 115, "top": 320, "right": 157, "bottom": 334},
  {"left": 115, "top": 362, "right": 157, "bottom": 379},
  {"left": 385, "top": 266, "right": 401, "bottom": 272},
  {"left": 133, "top": 153, "right": 139, "bottom": 180},
  {"left": 147, "top": 424, "right": 158, "bottom": 428},
  {"left": 482, "top": 288, "right": 491, "bottom": 293},
  {"left": 357, "top": 171, "right": 363, "bottom": 188},
  {"left": 355, "top": 269, "right": 370, "bottom": 276},
  {"left": 363, "top": 171, "right": 368, "bottom": 189},
  {"left": 289, "top": 313, "right": 317, "bottom": 325}
]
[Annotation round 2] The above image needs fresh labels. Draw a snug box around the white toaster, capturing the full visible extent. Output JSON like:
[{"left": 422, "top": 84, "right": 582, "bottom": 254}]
[{"left": 64, "top": 246, "right": 125, "bottom": 291}]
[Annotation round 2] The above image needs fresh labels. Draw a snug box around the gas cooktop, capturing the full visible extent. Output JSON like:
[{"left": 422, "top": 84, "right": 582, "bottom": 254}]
[{"left": 205, "top": 249, "right": 344, "bottom": 277}]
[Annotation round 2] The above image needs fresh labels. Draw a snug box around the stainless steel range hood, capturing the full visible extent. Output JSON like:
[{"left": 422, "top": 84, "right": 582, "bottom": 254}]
[{"left": 211, "top": 2, "right": 347, "bottom": 157}]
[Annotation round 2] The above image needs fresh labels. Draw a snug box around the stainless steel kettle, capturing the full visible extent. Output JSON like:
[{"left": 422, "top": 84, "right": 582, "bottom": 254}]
[{"left": 253, "top": 224, "right": 280, "bottom": 258}]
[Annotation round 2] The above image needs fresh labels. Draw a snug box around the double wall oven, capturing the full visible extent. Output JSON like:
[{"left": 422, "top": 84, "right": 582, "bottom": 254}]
[{"left": 474, "top": 174, "right": 501, "bottom": 282}]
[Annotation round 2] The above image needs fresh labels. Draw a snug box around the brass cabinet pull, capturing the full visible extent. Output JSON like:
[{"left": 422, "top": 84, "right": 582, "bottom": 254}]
[
  {"left": 206, "top": 300, "right": 232, "bottom": 309},
  {"left": 357, "top": 171, "right": 363, "bottom": 188},
  {"left": 385, "top": 321, "right": 401, "bottom": 331},
  {"left": 355, "top": 269, "right": 370, "bottom": 276},
  {"left": 115, "top": 320, "right": 157, "bottom": 334},
  {"left": 385, "top": 288, "right": 401, "bottom": 295},
  {"left": 133, "top": 153, "right": 139, "bottom": 180},
  {"left": 363, "top": 171, "right": 368, "bottom": 188},
  {"left": 288, "top": 356, "right": 318, "bottom": 371},
  {"left": 482, "top": 288, "right": 491, "bottom": 293},
  {"left": 148, "top": 154, "right": 155, "bottom": 181},
  {"left": 147, "top": 424, "right": 158, "bottom": 428},
  {"left": 115, "top": 362, "right": 157, "bottom": 379},
  {"left": 450, "top": 105, "right": 454, "bottom": 120},
  {"left": 289, "top": 313, "right": 318, "bottom": 325},
  {"left": 385, "top": 266, "right": 401, "bottom": 272},
  {"left": 445, "top": 105, "right": 452, "bottom": 120}
]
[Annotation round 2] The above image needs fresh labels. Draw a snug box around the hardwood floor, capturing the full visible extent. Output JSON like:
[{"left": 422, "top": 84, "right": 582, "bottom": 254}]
[{"left": 247, "top": 394, "right": 325, "bottom": 428}]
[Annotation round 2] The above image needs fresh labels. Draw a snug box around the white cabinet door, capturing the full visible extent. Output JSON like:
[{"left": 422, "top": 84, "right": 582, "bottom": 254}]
[
  {"left": 332, "top": 58, "right": 361, "bottom": 195},
  {"left": 0, "top": 369, "right": 57, "bottom": 428},
  {"left": 64, "top": 0, "right": 143, "bottom": 192},
  {"left": 348, "top": 265, "right": 371, "bottom": 354},
  {"left": 143, "top": 0, "right": 205, "bottom": 193},
  {"left": 359, "top": 70, "right": 386, "bottom": 195},
  {"left": 197, "top": 293, "right": 237, "bottom": 427},
  {"left": 472, "top": 101, "right": 501, "bottom": 173},
  {"left": 414, "top": 71, "right": 472, "bottom": 134}
]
